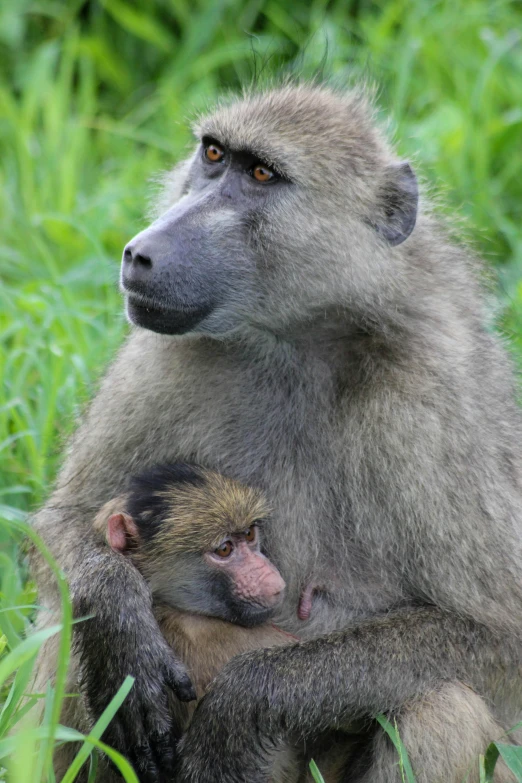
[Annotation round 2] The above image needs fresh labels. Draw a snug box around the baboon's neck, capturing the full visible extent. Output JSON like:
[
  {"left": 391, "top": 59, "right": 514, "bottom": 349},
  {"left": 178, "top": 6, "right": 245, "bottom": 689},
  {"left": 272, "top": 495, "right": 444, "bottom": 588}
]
[
  {"left": 224, "top": 311, "right": 421, "bottom": 381},
  {"left": 220, "top": 288, "right": 477, "bottom": 399}
]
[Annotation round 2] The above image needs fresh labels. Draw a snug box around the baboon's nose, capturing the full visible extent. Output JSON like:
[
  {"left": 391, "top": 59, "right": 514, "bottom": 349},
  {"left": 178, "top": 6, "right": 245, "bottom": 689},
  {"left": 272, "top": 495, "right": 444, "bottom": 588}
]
[
  {"left": 123, "top": 242, "right": 153, "bottom": 269},
  {"left": 121, "top": 241, "right": 154, "bottom": 287}
]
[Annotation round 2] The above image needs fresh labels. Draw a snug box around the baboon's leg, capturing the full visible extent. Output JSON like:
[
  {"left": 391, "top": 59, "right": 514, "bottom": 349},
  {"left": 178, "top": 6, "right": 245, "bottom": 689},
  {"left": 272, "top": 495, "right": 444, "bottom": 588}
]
[
  {"left": 31, "top": 631, "right": 120, "bottom": 782},
  {"left": 349, "top": 682, "right": 515, "bottom": 783}
]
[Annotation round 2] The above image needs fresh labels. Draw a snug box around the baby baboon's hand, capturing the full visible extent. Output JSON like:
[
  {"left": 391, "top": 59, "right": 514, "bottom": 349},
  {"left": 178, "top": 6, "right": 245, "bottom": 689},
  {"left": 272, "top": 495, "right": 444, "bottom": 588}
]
[{"left": 76, "top": 591, "right": 195, "bottom": 782}]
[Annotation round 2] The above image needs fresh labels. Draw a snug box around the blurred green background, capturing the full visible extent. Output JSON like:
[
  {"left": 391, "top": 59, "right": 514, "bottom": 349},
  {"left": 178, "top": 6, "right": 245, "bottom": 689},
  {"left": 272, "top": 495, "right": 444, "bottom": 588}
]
[{"left": 0, "top": 1, "right": 522, "bottom": 778}]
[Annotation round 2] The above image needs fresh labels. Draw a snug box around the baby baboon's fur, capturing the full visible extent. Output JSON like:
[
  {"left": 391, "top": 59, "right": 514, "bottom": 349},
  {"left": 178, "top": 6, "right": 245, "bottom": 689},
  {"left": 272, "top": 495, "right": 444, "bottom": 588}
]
[
  {"left": 97, "top": 464, "right": 306, "bottom": 782},
  {"left": 91, "top": 463, "right": 295, "bottom": 712},
  {"left": 32, "top": 83, "right": 522, "bottom": 782}
]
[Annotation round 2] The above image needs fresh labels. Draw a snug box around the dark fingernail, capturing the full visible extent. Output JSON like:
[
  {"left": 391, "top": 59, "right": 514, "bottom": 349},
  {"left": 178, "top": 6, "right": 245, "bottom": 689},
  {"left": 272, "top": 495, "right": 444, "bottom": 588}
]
[
  {"left": 168, "top": 671, "right": 196, "bottom": 702},
  {"left": 176, "top": 679, "right": 197, "bottom": 702}
]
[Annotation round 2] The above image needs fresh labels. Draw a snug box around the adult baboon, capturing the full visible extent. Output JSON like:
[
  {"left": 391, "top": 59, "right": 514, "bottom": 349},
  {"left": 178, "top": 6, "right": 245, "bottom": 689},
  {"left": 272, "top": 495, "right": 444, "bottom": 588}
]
[{"left": 32, "top": 84, "right": 522, "bottom": 782}]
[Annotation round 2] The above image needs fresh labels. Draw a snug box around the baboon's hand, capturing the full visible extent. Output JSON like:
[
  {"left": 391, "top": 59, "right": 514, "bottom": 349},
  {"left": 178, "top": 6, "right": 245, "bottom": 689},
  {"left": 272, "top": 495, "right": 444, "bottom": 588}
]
[{"left": 76, "top": 595, "right": 195, "bottom": 782}]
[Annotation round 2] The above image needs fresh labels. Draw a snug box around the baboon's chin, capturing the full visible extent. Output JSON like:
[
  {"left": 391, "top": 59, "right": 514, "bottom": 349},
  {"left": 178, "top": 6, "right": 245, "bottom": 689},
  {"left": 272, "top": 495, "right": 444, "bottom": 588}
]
[{"left": 126, "top": 297, "right": 212, "bottom": 335}]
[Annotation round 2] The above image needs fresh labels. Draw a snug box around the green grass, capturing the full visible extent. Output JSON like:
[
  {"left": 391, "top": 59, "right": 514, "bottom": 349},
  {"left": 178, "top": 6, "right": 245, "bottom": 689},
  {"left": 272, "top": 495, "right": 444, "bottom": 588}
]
[{"left": 1, "top": 0, "right": 521, "bottom": 779}]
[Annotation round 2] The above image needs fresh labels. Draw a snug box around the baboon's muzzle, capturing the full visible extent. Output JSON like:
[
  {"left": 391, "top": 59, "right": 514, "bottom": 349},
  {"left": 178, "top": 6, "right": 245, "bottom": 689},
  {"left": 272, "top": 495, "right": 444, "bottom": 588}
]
[
  {"left": 121, "top": 202, "right": 224, "bottom": 335},
  {"left": 121, "top": 242, "right": 213, "bottom": 334}
]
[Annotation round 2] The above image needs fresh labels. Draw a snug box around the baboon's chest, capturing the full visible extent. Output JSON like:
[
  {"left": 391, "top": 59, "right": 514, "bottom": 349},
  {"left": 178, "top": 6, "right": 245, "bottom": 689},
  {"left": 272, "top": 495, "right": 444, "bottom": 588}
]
[
  {"left": 158, "top": 341, "right": 403, "bottom": 634},
  {"left": 169, "top": 402, "right": 396, "bottom": 635}
]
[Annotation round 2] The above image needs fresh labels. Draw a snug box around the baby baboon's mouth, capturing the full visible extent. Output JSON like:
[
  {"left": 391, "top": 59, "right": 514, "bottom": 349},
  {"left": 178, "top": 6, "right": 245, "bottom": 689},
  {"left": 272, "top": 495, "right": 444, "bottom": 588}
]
[
  {"left": 126, "top": 295, "right": 212, "bottom": 335},
  {"left": 231, "top": 602, "right": 279, "bottom": 628}
]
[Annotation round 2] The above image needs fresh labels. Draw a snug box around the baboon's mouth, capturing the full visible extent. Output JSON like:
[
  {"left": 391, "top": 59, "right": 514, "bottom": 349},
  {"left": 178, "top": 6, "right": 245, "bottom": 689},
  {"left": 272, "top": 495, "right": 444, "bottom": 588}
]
[{"left": 126, "top": 295, "right": 212, "bottom": 335}]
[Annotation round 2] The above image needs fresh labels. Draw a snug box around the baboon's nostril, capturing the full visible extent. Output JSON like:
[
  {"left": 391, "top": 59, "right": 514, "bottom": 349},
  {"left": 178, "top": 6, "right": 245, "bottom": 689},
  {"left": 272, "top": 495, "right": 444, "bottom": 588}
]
[
  {"left": 134, "top": 252, "right": 152, "bottom": 269},
  {"left": 123, "top": 246, "right": 153, "bottom": 269}
]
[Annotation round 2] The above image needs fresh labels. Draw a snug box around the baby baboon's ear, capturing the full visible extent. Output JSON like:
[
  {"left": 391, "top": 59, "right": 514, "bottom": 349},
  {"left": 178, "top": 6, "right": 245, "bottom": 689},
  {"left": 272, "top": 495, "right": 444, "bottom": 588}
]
[
  {"left": 107, "top": 512, "right": 139, "bottom": 553},
  {"left": 373, "top": 161, "right": 418, "bottom": 246}
]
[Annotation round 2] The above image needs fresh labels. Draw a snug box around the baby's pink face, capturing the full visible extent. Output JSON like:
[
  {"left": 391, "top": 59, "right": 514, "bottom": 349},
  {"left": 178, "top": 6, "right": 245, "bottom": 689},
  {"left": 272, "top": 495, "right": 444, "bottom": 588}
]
[
  {"left": 106, "top": 513, "right": 285, "bottom": 612},
  {"left": 204, "top": 525, "right": 285, "bottom": 609}
]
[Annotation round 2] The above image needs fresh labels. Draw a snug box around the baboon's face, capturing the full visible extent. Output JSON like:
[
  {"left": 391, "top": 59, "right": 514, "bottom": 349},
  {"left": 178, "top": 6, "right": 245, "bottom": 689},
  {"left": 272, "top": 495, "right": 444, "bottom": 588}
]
[{"left": 121, "top": 86, "right": 417, "bottom": 337}]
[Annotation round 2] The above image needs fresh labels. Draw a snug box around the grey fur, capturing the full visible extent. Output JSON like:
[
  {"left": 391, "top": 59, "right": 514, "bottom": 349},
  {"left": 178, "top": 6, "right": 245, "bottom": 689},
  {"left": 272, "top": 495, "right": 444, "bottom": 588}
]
[{"left": 32, "top": 84, "right": 521, "bottom": 782}]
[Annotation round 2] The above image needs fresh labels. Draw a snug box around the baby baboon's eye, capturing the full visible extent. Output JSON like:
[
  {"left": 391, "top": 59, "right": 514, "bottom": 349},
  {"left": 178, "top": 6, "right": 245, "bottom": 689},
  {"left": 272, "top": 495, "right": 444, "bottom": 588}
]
[
  {"left": 244, "top": 525, "right": 256, "bottom": 543},
  {"left": 205, "top": 143, "right": 225, "bottom": 163},
  {"left": 215, "top": 540, "right": 233, "bottom": 558},
  {"left": 252, "top": 164, "right": 275, "bottom": 183}
]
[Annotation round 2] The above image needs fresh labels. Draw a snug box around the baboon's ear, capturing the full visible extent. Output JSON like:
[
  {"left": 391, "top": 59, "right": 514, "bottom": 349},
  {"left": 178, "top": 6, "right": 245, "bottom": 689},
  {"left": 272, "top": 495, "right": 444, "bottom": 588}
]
[
  {"left": 107, "top": 512, "right": 139, "bottom": 553},
  {"left": 374, "top": 162, "right": 418, "bottom": 246}
]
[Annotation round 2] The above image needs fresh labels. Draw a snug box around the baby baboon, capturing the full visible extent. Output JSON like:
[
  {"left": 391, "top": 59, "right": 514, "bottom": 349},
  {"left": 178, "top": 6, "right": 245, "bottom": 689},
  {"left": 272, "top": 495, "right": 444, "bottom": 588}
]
[
  {"left": 94, "top": 462, "right": 293, "bottom": 704},
  {"left": 52, "top": 463, "right": 305, "bottom": 781},
  {"left": 94, "top": 462, "right": 324, "bottom": 782},
  {"left": 32, "top": 83, "right": 521, "bottom": 783}
]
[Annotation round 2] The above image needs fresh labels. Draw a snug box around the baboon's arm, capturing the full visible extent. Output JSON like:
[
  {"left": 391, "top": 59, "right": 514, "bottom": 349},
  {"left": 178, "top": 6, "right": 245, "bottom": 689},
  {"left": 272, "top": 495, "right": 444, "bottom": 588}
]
[
  {"left": 176, "top": 606, "right": 520, "bottom": 783},
  {"left": 32, "top": 506, "right": 196, "bottom": 781}
]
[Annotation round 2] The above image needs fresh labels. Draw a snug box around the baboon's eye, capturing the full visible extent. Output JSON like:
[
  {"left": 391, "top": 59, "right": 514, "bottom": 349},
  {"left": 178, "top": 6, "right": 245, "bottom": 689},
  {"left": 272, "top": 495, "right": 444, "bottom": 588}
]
[
  {"left": 215, "top": 540, "right": 233, "bottom": 558},
  {"left": 204, "top": 143, "right": 225, "bottom": 163},
  {"left": 244, "top": 525, "right": 256, "bottom": 543},
  {"left": 252, "top": 164, "right": 275, "bottom": 183}
]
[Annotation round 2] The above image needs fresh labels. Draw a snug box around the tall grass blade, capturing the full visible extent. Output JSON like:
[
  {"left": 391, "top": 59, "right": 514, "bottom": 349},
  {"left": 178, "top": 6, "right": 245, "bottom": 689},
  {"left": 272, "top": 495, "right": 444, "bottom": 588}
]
[
  {"left": 495, "top": 744, "right": 522, "bottom": 780},
  {"left": 484, "top": 743, "right": 500, "bottom": 782},
  {"left": 0, "top": 624, "right": 62, "bottom": 691},
  {"left": 61, "top": 674, "right": 136, "bottom": 783},
  {"left": 5, "top": 519, "right": 73, "bottom": 773},
  {"left": 309, "top": 758, "right": 326, "bottom": 783},
  {"left": 376, "top": 714, "right": 416, "bottom": 783}
]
